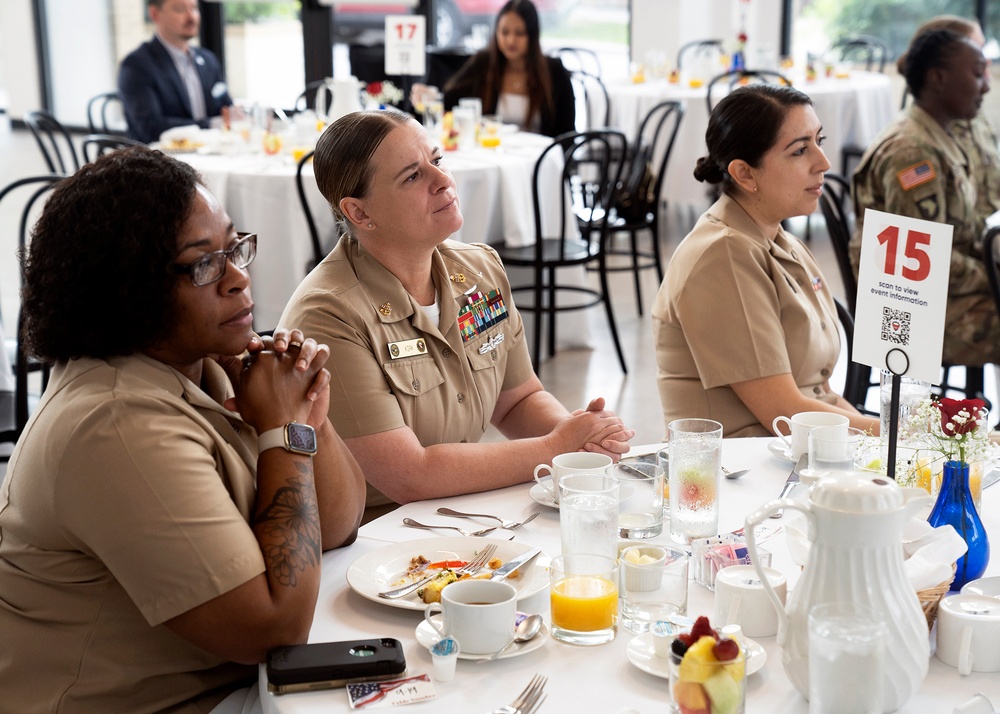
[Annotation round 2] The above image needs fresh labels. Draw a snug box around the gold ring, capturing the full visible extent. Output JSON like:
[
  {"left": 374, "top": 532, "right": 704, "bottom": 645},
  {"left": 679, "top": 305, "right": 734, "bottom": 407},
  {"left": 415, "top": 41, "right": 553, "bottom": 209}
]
[{"left": 288, "top": 341, "right": 303, "bottom": 349}]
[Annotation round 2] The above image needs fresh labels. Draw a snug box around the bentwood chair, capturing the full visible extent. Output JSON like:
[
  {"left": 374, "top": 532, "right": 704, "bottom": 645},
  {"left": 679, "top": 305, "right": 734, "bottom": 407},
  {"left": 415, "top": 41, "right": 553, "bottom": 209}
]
[
  {"left": 294, "top": 79, "right": 333, "bottom": 114},
  {"left": 80, "top": 134, "right": 145, "bottom": 164},
  {"left": 705, "top": 69, "right": 792, "bottom": 114},
  {"left": 495, "top": 129, "right": 629, "bottom": 372},
  {"left": 86, "top": 91, "right": 127, "bottom": 135},
  {"left": 601, "top": 100, "right": 685, "bottom": 316},
  {"left": 676, "top": 39, "right": 724, "bottom": 71},
  {"left": 25, "top": 110, "right": 79, "bottom": 174},
  {"left": 554, "top": 47, "right": 602, "bottom": 77},
  {"left": 570, "top": 71, "right": 610, "bottom": 133},
  {"left": 0, "top": 175, "right": 65, "bottom": 456},
  {"left": 294, "top": 149, "right": 328, "bottom": 274}
]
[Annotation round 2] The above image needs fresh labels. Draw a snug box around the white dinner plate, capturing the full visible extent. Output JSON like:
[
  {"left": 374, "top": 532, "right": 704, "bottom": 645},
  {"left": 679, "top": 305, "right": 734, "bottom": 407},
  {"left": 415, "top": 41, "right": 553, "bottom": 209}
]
[
  {"left": 415, "top": 615, "right": 548, "bottom": 660},
  {"left": 625, "top": 633, "right": 766, "bottom": 679},
  {"left": 767, "top": 438, "right": 795, "bottom": 463},
  {"left": 961, "top": 576, "right": 1000, "bottom": 599},
  {"left": 346, "top": 537, "right": 550, "bottom": 611},
  {"left": 528, "top": 478, "right": 559, "bottom": 509}
]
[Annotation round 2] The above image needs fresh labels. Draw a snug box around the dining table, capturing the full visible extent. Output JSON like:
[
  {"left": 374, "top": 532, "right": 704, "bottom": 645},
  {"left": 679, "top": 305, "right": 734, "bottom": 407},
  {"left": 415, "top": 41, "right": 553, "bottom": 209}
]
[
  {"left": 603, "top": 71, "right": 897, "bottom": 212},
  {"left": 254, "top": 436, "right": 999, "bottom": 714},
  {"left": 174, "top": 129, "right": 592, "bottom": 349}
]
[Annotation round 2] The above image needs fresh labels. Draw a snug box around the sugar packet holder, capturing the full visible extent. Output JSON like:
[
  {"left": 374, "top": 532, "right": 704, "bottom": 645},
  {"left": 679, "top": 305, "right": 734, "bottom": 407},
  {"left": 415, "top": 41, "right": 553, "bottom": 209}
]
[{"left": 691, "top": 533, "right": 772, "bottom": 591}]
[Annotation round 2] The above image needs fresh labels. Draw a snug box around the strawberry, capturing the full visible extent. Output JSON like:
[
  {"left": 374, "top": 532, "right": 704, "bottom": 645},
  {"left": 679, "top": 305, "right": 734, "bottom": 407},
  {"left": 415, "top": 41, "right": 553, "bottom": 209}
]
[
  {"left": 677, "top": 631, "right": 696, "bottom": 646},
  {"left": 713, "top": 637, "right": 740, "bottom": 661}
]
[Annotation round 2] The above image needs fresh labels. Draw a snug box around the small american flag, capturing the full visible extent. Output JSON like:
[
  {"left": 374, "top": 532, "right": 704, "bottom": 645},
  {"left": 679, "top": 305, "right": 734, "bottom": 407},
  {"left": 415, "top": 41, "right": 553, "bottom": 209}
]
[
  {"left": 896, "top": 161, "right": 936, "bottom": 191},
  {"left": 348, "top": 675, "right": 431, "bottom": 709},
  {"left": 811, "top": 276, "right": 823, "bottom": 291}
]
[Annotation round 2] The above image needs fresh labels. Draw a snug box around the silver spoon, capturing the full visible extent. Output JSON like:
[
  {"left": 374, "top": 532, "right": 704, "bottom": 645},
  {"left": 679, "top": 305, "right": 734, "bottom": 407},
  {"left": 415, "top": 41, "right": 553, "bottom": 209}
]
[
  {"left": 482, "top": 613, "right": 544, "bottom": 662},
  {"left": 722, "top": 467, "right": 751, "bottom": 480}
]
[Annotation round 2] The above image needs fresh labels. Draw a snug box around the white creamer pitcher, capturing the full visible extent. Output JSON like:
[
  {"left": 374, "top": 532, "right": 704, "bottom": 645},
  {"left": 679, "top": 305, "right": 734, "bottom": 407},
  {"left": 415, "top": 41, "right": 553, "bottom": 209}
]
[
  {"left": 316, "top": 76, "right": 363, "bottom": 122},
  {"left": 746, "top": 473, "right": 931, "bottom": 712}
]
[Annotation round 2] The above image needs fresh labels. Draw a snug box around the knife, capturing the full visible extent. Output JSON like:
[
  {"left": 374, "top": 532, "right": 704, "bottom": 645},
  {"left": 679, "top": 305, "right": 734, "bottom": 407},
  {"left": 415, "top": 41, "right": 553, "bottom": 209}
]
[
  {"left": 770, "top": 454, "right": 806, "bottom": 519},
  {"left": 490, "top": 548, "right": 542, "bottom": 581},
  {"left": 983, "top": 468, "right": 1000, "bottom": 491}
]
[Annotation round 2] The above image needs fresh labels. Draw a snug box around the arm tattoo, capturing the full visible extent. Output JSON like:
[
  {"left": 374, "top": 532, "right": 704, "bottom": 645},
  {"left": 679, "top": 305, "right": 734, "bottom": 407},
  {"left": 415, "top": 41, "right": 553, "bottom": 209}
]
[{"left": 253, "top": 464, "right": 321, "bottom": 586}]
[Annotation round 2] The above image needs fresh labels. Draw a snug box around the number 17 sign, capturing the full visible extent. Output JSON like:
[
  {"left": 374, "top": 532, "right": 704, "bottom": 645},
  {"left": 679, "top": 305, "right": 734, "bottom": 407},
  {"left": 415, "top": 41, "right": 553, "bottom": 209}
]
[{"left": 854, "top": 208, "right": 952, "bottom": 384}]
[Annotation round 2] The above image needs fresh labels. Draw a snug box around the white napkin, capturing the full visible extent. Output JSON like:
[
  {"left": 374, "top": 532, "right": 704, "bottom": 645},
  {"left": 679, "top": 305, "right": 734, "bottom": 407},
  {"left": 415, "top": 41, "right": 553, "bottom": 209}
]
[
  {"left": 903, "top": 520, "right": 968, "bottom": 592},
  {"left": 158, "top": 124, "right": 202, "bottom": 144}
]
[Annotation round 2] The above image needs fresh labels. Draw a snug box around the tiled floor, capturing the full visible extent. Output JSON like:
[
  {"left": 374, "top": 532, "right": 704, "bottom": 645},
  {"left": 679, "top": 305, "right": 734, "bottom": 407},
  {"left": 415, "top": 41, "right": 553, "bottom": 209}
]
[{"left": 0, "top": 125, "right": 856, "bottom": 474}]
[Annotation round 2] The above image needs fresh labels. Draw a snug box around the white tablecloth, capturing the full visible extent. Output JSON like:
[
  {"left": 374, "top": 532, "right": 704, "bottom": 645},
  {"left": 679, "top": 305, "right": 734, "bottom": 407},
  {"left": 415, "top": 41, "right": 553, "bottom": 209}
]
[
  {"left": 256, "top": 437, "right": 999, "bottom": 714},
  {"left": 178, "top": 132, "right": 575, "bottom": 331},
  {"left": 605, "top": 72, "right": 896, "bottom": 210}
]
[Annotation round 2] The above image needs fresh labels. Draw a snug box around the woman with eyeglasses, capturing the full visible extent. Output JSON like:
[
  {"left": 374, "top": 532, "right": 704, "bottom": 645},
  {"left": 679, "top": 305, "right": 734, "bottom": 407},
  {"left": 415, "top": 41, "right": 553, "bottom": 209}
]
[{"left": 0, "top": 146, "right": 366, "bottom": 712}]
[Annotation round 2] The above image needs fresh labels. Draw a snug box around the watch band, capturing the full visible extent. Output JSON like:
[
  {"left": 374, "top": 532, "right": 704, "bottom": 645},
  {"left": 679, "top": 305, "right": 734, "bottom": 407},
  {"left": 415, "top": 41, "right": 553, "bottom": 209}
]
[{"left": 257, "top": 427, "right": 289, "bottom": 454}]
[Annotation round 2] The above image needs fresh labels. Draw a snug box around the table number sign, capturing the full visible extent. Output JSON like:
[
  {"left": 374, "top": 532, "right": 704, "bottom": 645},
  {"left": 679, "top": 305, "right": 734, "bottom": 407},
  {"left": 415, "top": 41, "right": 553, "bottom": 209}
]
[
  {"left": 385, "top": 15, "right": 426, "bottom": 77},
  {"left": 854, "top": 208, "right": 952, "bottom": 384}
]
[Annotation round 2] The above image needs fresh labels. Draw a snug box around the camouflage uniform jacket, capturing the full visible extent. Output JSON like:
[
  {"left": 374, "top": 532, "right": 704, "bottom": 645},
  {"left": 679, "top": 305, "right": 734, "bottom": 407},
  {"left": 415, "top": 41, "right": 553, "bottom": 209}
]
[{"left": 952, "top": 113, "right": 1000, "bottom": 218}]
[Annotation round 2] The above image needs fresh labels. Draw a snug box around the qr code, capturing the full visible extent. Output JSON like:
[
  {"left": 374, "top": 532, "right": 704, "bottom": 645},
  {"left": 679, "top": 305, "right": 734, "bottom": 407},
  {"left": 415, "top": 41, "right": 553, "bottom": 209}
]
[{"left": 881, "top": 307, "right": 911, "bottom": 345}]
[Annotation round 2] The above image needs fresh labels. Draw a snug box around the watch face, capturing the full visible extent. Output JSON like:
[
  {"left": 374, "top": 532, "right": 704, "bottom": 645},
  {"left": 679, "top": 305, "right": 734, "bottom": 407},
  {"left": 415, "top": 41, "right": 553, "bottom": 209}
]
[{"left": 286, "top": 423, "right": 317, "bottom": 454}]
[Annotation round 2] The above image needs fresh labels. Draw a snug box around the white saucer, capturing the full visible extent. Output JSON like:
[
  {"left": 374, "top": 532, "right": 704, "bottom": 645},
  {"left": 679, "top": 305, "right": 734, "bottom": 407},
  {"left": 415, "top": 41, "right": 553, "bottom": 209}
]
[
  {"left": 961, "top": 576, "right": 1000, "bottom": 599},
  {"left": 625, "top": 633, "right": 766, "bottom": 679},
  {"left": 767, "top": 438, "right": 795, "bottom": 463},
  {"left": 415, "top": 615, "right": 548, "bottom": 661},
  {"left": 529, "top": 478, "right": 559, "bottom": 509}
]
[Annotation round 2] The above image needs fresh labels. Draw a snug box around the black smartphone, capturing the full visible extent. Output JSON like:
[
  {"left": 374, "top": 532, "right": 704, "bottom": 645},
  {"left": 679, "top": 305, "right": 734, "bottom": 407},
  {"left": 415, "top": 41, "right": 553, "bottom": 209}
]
[{"left": 266, "top": 638, "right": 407, "bottom": 694}]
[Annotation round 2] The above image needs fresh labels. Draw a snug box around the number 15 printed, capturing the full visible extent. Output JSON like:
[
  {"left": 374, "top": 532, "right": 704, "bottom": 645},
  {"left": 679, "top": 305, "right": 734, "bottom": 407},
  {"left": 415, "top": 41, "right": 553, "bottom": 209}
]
[{"left": 877, "top": 225, "right": 931, "bottom": 282}]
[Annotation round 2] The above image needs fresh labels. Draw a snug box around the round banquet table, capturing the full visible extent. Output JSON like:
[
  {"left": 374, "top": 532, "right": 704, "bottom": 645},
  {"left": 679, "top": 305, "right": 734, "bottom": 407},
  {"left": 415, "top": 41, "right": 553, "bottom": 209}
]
[
  {"left": 604, "top": 71, "right": 896, "bottom": 211},
  {"left": 253, "top": 437, "right": 999, "bottom": 714}
]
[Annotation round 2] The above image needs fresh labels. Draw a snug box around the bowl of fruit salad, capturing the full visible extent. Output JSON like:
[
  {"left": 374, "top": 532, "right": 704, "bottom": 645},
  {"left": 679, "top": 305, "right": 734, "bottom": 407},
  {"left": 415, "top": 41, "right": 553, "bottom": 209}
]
[{"left": 668, "top": 616, "right": 746, "bottom": 714}]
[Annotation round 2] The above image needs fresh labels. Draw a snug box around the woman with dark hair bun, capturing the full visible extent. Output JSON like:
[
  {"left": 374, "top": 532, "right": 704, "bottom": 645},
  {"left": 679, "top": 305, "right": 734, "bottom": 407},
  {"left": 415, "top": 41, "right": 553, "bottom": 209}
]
[
  {"left": 0, "top": 146, "right": 366, "bottom": 711},
  {"left": 852, "top": 27, "right": 999, "bottom": 367},
  {"left": 652, "top": 84, "right": 879, "bottom": 438},
  {"left": 418, "top": 0, "right": 574, "bottom": 137}
]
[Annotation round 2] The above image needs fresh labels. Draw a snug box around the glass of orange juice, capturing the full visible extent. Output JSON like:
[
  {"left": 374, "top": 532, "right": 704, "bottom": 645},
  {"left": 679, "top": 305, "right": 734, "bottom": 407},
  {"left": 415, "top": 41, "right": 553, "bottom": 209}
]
[{"left": 550, "top": 554, "right": 618, "bottom": 645}]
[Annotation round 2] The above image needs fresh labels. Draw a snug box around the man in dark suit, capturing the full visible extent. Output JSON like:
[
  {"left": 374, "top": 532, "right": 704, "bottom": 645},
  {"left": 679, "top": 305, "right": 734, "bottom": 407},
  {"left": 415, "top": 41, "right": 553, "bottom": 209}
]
[{"left": 118, "top": 0, "right": 233, "bottom": 143}]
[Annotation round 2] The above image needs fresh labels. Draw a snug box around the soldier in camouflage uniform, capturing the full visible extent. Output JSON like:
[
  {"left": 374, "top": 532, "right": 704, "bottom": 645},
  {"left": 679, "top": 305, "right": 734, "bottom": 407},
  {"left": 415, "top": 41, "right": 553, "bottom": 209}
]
[{"left": 851, "top": 28, "right": 998, "bottom": 366}]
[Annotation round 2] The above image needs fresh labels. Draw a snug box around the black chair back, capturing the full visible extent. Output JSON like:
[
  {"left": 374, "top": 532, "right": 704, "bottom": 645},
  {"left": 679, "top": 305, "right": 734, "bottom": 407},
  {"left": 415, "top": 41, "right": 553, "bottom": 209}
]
[
  {"left": 983, "top": 226, "right": 1000, "bottom": 320},
  {"left": 0, "top": 175, "right": 65, "bottom": 453},
  {"left": 554, "top": 47, "right": 602, "bottom": 77},
  {"left": 833, "top": 296, "right": 869, "bottom": 408},
  {"left": 705, "top": 69, "right": 792, "bottom": 114},
  {"left": 295, "top": 80, "right": 333, "bottom": 113},
  {"left": 677, "top": 39, "right": 723, "bottom": 70},
  {"left": 25, "top": 110, "right": 79, "bottom": 174},
  {"left": 86, "top": 91, "right": 127, "bottom": 135},
  {"left": 570, "top": 71, "right": 609, "bottom": 132},
  {"left": 818, "top": 172, "right": 858, "bottom": 314},
  {"left": 826, "top": 36, "right": 888, "bottom": 73},
  {"left": 295, "top": 149, "right": 328, "bottom": 274},
  {"left": 81, "top": 134, "right": 145, "bottom": 164}
]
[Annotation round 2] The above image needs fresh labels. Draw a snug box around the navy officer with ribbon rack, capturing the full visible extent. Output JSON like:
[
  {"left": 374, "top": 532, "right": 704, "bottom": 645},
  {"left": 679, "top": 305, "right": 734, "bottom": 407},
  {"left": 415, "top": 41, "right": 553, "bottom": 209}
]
[{"left": 280, "top": 108, "right": 634, "bottom": 521}]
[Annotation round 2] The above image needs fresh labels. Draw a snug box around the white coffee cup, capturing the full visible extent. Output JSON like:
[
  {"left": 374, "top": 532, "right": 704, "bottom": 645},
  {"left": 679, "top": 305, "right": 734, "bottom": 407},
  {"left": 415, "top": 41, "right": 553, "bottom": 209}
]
[
  {"left": 713, "top": 565, "right": 787, "bottom": 638},
  {"left": 424, "top": 579, "right": 516, "bottom": 655},
  {"left": 771, "top": 411, "right": 849, "bottom": 460},
  {"left": 936, "top": 594, "right": 1000, "bottom": 674},
  {"left": 533, "top": 452, "right": 613, "bottom": 504}
]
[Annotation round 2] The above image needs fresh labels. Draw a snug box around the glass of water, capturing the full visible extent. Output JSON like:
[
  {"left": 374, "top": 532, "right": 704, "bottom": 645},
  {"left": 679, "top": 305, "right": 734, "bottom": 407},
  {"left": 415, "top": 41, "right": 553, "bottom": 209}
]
[
  {"left": 610, "top": 461, "right": 663, "bottom": 538},
  {"left": 559, "top": 472, "right": 619, "bottom": 562},
  {"left": 808, "top": 602, "right": 886, "bottom": 714},
  {"left": 667, "top": 418, "right": 722, "bottom": 544},
  {"left": 879, "top": 370, "right": 930, "bottom": 441}
]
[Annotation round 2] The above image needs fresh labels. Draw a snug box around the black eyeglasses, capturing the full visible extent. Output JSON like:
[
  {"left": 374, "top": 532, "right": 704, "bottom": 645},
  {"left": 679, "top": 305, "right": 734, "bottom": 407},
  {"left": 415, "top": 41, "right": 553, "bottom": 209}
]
[{"left": 171, "top": 232, "right": 257, "bottom": 286}]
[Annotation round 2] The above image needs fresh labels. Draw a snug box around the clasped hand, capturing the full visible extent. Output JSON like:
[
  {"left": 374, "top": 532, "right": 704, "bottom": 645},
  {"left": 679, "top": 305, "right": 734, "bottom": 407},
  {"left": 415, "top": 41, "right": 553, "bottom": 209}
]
[
  {"left": 218, "top": 328, "right": 331, "bottom": 433},
  {"left": 563, "top": 397, "right": 635, "bottom": 460}
]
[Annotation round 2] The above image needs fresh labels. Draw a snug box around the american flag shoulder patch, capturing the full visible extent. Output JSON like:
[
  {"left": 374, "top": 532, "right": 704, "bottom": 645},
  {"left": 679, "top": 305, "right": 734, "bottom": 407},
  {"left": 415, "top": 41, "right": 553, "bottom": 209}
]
[{"left": 896, "top": 160, "right": 936, "bottom": 191}]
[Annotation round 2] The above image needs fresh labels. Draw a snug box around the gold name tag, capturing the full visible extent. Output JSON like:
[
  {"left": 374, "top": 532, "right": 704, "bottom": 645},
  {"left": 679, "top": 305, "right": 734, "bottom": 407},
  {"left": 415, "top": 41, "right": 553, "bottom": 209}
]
[{"left": 388, "top": 338, "right": 427, "bottom": 360}]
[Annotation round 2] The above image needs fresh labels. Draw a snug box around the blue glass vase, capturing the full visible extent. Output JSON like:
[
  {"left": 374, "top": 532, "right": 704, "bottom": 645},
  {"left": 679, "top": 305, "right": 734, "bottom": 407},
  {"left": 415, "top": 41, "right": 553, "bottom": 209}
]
[{"left": 927, "top": 460, "right": 989, "bottom": 591}]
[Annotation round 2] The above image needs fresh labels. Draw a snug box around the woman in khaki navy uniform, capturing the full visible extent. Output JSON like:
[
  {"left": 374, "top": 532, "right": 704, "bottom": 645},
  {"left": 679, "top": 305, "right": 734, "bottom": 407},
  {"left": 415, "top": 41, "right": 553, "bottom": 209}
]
[
  {"left": 652, "top": 85, "right": 879, "bottom": 438},
  {"left": 280, "top": 109, "right": 633, "bottom": 520},
  {"left": 0, "top": 148, "right": 366, "bottom": 712},
  {"left": 851, "top": 28, "right": 999, "bottom": 367}
]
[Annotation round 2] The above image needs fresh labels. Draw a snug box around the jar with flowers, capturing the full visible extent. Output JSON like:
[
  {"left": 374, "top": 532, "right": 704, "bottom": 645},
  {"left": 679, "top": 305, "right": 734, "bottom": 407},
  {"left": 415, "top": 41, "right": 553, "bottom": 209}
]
[{"left": 902, "top": 397, "right": 992, "bottom": 590}]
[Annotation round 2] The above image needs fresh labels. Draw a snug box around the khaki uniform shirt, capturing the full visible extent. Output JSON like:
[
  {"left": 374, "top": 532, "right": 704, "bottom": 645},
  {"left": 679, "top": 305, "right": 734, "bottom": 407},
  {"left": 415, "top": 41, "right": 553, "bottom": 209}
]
[
  {"left": 652, "top": 195, "right": 840, "bottom": 438},
  {"left": 852, "top": 105, "right": 1000, "bottom": 365},
  {"left": 952, "top": 113, "right": 1000, "bottom": 218},
  {"left": 0, "top": 355, "right": 263, "bottom": 713},
  {"left": 279, "top": 236, "right": 535, "bottom": 514}
]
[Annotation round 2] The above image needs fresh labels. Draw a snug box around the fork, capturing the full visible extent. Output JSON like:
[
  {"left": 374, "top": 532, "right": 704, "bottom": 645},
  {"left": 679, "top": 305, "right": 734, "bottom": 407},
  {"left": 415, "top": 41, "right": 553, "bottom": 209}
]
[
  {"left": 436, "top": 507, "right": 541, "bottom": 530},
  {"left": 402, "top": 517, "right": 497, "bottom": 537},
  {"left": 378, "top": 542, "right": 498, "bottom": 599},
  {"left": 489, "top": 674, "right": 547, "bottom": 714}
]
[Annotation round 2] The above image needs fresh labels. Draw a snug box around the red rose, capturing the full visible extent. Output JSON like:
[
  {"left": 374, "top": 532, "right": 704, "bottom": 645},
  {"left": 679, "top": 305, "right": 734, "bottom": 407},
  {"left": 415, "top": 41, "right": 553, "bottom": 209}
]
[
  {"left": 933, "top": 397, "right": 986, "bottom": 435},
  {"left": 367, "top": 81, "right": 383, "bottom": 96},
  {"left": 737, "top": 32, "right": 748, "bottom": 43}
]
